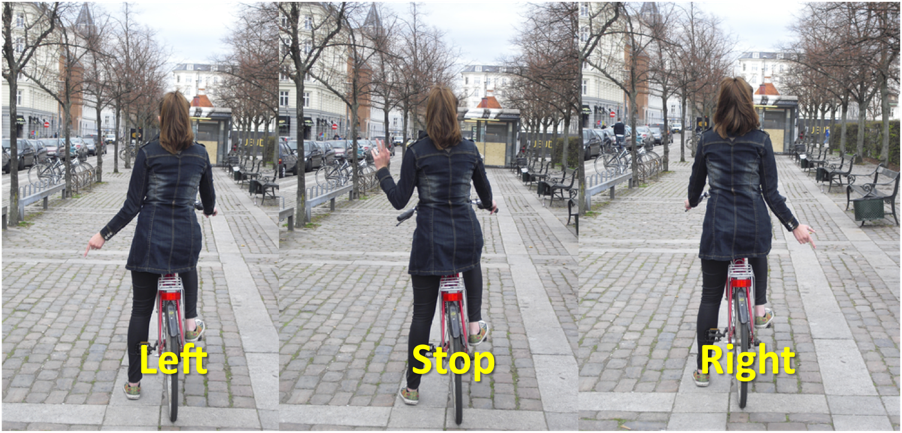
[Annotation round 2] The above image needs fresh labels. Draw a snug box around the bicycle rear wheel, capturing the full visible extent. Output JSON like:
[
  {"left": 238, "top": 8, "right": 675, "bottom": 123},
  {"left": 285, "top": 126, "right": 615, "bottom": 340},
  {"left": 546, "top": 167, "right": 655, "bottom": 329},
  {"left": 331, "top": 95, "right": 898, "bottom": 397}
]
[
  {"left": 733, "top": 291, "right": 749, "bottom": 409},
  {"left": 163, "top": 303, "right": 181, "bottom": 422},
  {"left": 447, "top": 303, "right": 464, "bottom": 425}
]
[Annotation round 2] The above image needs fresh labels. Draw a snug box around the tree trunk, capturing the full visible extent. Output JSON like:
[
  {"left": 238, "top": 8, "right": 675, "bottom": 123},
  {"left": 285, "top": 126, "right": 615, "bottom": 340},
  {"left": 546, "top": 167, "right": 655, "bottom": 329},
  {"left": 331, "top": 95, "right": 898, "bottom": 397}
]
[
  {"left": 95, "top": 105, "right": 104, "bottom": 182},
  {"left": 114, "top": 99, "right": 121, "bottom": 173},
  {"left": 552, "top": 118, "right": 560, "bottom": 167},
  {"left": 839, "top": 99, "right": 849, "bottom": 154},
  {"left": 7, "top": 77, "right": 20, "bottom": 225},
  {"left": 401, "top": 101, "right": 409, "bottom": 156},
  {"left": 295, "top": 74, "right": 307, "bottom": 227},
  {"left": 124, "top": 103, "right": 131, "bottom": 169},
  {"left": 856, "top": 97, "right": 867, "bottom": 160},
  {"left": 679, "top": 92, "right": 686, "bottom": 163},
  {"left": 662, "top": 90, "right": 670, "bottom": 172},
  {"left": 880, "top": 72, "right": 890, "bottom": 164}
]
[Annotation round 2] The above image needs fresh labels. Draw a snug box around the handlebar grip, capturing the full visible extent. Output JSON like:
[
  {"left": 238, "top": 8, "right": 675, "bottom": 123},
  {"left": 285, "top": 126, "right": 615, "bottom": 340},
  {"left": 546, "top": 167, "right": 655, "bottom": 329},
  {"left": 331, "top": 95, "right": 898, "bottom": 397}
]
[{"left": 397, "top": 208, "right": 415, "bottom": 222}]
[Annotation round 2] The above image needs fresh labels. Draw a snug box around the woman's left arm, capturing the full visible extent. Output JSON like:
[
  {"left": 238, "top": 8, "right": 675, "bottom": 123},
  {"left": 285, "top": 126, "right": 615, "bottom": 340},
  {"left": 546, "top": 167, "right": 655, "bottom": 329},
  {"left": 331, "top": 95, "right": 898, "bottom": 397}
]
[
  {"left": 86, "top": 147, "right": 149, "bottom": 256},
  {"left": 199, "top": 149, "right": 216, "bottom": 216},
  {"left": 377, "top": 146, "right": 417, "bottom": 210}
]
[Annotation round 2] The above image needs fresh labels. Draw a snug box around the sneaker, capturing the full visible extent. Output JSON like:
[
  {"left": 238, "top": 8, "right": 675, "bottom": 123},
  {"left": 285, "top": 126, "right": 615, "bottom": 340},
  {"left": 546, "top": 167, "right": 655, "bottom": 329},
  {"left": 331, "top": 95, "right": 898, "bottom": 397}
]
[
  {"left": 185, "top": 319, "right": 205, "bottom": 343},
  {"left": 124, "top": 382, "right": 141, "bottom": 400},
  {"left": 399, "top": 387, "right": 418, "bottom": 405},
  {"left": 468, "top": 321, "right": 489, "bottom": 345},
  {"left": 693, "top": 370, "right": 710, "bottom": 387},
  {"left": 755, "top": 308, "right": 775, "bottom": 329}
]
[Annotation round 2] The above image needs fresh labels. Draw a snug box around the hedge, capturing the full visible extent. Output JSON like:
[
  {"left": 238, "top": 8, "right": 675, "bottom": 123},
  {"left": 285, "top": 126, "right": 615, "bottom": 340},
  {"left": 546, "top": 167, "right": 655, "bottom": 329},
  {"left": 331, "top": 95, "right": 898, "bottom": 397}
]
[{"left": 828, "top": 120, "right": 899, "bottom": 168}]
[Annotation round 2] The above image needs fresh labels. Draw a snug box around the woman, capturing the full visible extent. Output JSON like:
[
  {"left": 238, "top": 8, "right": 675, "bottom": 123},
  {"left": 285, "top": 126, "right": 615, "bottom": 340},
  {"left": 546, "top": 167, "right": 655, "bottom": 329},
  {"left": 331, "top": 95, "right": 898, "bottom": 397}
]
[
  {"left": 372, "top": 85, "right": 497, "bottom": 405},
  {"left": 684, "top": 77, "right": 815, "bottom": 386},
  {"left": 84, "top": 91, "right": 218, "bottom": 399}
]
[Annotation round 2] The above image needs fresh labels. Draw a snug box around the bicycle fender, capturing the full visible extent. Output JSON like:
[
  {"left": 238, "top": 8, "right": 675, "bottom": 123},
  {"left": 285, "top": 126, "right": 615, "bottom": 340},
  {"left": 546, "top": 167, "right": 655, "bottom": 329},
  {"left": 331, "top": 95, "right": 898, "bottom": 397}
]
[
  {"left": 736, "top": 291, "right": 750, "bottom": 325},
  {"left": 448, "top": 305, "right": 462, "bottom": 339},
  {"left": 165, "top": 303, "right": 180, "bottom": 338}
]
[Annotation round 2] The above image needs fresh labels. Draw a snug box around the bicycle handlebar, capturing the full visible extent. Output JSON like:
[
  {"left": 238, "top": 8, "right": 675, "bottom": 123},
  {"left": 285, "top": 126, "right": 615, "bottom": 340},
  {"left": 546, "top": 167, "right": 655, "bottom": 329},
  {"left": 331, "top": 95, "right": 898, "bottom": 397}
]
[{"left": 397, "top": 199, "right": 498, "bottom": 225}]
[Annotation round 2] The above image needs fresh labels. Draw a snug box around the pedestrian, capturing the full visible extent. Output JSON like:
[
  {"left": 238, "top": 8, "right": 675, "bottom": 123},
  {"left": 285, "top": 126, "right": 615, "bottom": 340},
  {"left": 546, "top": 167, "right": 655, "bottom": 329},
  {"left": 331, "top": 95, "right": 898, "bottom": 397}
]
[
  {"left": 824, "top": 127, "right": 830, "bottom": 146},
  {"left": 613, "top": 117, "right": 625, "bottom": 147},
  {"left": 372, "top": 85, "right": 497, "bottom": 406},
  {"left": 84, "top": 90, "right": 218, "bottom": 400},
  {"left": 684, "top": 77, "right": 815, "bottom": 387}
]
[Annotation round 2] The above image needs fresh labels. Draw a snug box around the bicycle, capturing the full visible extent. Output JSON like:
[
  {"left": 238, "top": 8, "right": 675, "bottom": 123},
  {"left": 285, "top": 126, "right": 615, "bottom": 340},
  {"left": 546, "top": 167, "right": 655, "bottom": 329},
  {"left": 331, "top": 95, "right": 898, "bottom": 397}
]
[
  {"left": 141, "top": 200, "right": 205, "bottom": 422},
  {"left": 397, "top": 199, "right": 496, "bottom": 425},
  {"left": 687, "top": 192, "right": 757, "bottom": 408},
  {"left": 28, "top": 154, "right": 64, "bottom": 187}
]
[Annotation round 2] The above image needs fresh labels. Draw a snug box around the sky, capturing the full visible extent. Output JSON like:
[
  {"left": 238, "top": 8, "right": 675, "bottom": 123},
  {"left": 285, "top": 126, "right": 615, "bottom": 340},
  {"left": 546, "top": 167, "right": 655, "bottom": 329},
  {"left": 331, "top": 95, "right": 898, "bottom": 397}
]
[
  {"left": 98, "top": 1, "right": 241, "bottom": 69},
  {"left": 383, "top": 2, "right": 526, "bottom": 68},
  {"left": 697, "top": 1, "right": 808, "bottom": 55}
]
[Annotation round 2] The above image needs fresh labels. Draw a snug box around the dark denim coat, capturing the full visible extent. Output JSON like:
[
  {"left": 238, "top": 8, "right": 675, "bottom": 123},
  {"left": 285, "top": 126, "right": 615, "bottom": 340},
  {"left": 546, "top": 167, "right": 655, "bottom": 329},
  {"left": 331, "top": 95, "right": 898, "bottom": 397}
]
[
  {"left": 100, "top": 140, "right": 216, "bottom": 273},
  {"left": 377, "top": 137, "right": 493, "bottom": 275},
  {"left": 687, "top": 129, "right": 799, "bottom": 261}
]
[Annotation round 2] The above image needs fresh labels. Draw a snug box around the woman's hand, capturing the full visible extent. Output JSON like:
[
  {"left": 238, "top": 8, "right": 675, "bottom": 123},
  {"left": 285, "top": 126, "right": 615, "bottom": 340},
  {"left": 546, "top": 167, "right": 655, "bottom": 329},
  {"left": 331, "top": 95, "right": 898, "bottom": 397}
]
[
  {"left": 205, "top": 206, "right": 219, "bottom": 218},
  {"left": 792, "top": 224, "right": 817, "bottom": 249},
  {"left": 373, "top": 141, "right": 391, "bottom": 170},
  {"left": 684, "top": 199, "right": 692, "bottom": 211},
  {"left": 84, "top": 232, "right": 104, "bottom": 257},
  {"left": 489, "top": 199, "right": 498, "bottom": 215}
]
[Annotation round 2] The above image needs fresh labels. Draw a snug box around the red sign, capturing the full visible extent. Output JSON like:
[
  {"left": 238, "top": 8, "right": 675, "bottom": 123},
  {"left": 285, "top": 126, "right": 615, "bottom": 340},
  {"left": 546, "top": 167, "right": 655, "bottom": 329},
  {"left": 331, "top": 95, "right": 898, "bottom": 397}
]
[
  {"left": 610, "top": 112, "right": 615, "bottom": 118},
  {"left": 44, "top": 121, "right": 49, "bottom": 127},
  {"left": 331, "top": 123, "right": 338, "bottom": 130}
]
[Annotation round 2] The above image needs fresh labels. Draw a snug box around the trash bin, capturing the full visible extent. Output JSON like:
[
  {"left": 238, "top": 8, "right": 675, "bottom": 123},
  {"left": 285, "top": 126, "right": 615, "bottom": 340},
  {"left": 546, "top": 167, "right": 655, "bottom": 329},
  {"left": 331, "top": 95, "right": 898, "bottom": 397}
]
[
  {"left": 249, "top": 179, "right": 262, "bottom": 195},
  {"left": 800, "top": 157, "right": 809, "bottom": 169},
  {"left": 816, "top": 167, "right": 828, "bottom": 182},
  {"left": 537, "top": 181, "right": 549, "bottom": 196},
  {"left": 853, "top": 197, "right": 884, "bottom": 224}
]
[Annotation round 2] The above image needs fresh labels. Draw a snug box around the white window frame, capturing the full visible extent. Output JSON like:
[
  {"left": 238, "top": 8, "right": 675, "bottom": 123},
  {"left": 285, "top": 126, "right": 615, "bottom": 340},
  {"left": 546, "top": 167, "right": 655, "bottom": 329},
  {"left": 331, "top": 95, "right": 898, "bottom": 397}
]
[
  {"left": 304, "top": 92, "right": 310, "bottom": 108},
  {"left": 16, "top": 13, "right": 24, "bottom": 28},
  {"left": 280, "top": 91, "right": 289, "bottom": 107},
  {"left": 304, "top": 15, "right": 312, "bottom": 30},
  {"left": 580, "top": 4, "right": 589, "bottom": 16},
  {"left": 16, "top": 90, "right": 22, "bottom": 105},
  {"left": 582, "top": 80, "right": 587, "bottom": 95}
]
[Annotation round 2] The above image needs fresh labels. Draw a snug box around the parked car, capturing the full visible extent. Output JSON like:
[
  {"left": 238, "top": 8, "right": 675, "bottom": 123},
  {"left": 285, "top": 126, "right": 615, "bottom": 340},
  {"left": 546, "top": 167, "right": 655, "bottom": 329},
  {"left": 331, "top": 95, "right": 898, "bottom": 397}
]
[
  {"left": 302, "top": 140, "right": 324, "bottom": 172},
  {"left": 104, "top": 133, "right": 115, "bottom": 144},
  {"left": 582, "top": 128, "right": 602, "bottom": 160},
  {"left": 648, "top": 127, "right": 663, "bottom": 145},
  {"left": 635, "top": 126, "right": 651, "bottom": 146},
  {"left": 278, "top": 141, "right": 298, "bottom": 178},
  {"left": 392, "top": 137, "right": 403, "bottom": 145},
  {"left": 82, "top": 137, "right": 98, "bottom": 155},
  {"left": 2, "top": 138, "right": 37, "bottom": 172},
  {"left": 42, "top": 138, "right": 61, "bottom": 158},
  {"left": 325, "top": 140, "right": 347, "bottom": 160},
  {"left": 671, "top": 123, "right": 682, "bottom": 134},
  {"left": 29, "top": 139, "right": 48, "bottom": 163}
]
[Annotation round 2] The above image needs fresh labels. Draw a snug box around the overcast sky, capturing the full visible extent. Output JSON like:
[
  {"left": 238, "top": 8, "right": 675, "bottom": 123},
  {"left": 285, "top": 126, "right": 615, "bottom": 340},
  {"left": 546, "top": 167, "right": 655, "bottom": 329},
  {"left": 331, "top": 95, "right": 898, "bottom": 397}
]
[
  {"left": 697, "top": 1, "right": 807, "bottom": 55},
  {"left": 103, "top": 1, "right": 240, "bottom": 69}
]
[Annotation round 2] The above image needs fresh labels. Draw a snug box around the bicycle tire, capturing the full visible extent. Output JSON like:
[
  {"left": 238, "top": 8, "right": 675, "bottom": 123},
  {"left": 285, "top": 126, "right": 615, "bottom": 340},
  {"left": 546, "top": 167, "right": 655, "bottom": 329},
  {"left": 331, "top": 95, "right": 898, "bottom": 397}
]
[
  {"left": 448, "top": 302, "right": 464, "bottom": 425},
  {"left": 734, "top": 291, "right": 749, "bottom": 409},
  {"left": 163, "top": 303, "right": 180, "bottom": 422},
  {"left": 28, "top": 162, "right": 51, "bottom": 187}
]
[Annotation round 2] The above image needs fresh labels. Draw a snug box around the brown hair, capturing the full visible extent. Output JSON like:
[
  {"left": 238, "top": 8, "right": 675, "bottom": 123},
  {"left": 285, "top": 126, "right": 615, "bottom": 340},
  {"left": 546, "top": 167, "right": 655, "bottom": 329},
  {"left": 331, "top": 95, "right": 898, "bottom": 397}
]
[
  {"left": 713, "top": 77, "right": 759, "bottom": 139},
  {"left": 425, "top": 85, "right": 462, "bottom": 150},
  {"left": 159, "top": 91, "right": 194, "bottom": 153}
]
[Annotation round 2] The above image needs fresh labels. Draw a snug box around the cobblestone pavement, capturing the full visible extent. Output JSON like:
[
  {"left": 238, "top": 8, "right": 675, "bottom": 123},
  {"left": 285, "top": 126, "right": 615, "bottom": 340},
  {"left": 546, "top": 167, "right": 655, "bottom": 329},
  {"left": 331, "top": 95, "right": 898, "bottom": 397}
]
[
  {"left": 2, "top": 152, "right": 278, "bottom": 430},
  {"left": 578, "top": 140, "right": 899, "bottom": 430},
  {"left": 279, "top": 151, "right": 578, "bottom": 430}
]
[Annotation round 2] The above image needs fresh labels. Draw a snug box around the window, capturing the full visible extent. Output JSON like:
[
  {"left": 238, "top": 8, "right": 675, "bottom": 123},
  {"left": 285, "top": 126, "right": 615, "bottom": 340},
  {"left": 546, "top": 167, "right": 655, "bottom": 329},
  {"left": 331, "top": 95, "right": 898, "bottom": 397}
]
[
  {"left": 475, "top": 65, "right": 482, "bottom": 72},
  {"left": 280, "top": 91, "right": 289, "bottom": 107},
  {"left": 304, "top": 41, "right": 312, "bottom": 55},
  {"left": 465, "top": 76, "right": 468, "bottom": 85},
  {"left": 752, "top": 52, "right": 759, "bottom": 59},
  {"left": 15, "top": 38, "right": 23, "bottom": 53},
  {"left": 177, "top": 75, "right": 180, "bottom": 83},
  {"left": 742, "top": 64, "right": 746, "bottom": 71},
  {"left": 16, "top": 13, "right": 24, "bottom": 27},
  {"left": 752, "top": 65, "right": 758, "bottom": 72},
  {"left": 580, "top": 28, "right": 588, "bottom": 42},
  {"left": 582, "top": 80, "right": 587, "bottom": 95},
  {"left": 16, "top": 90, "right": 22, "bottom": 105},
  {"left": 187, "top": 64, "right": 194, "bottom": 70},
  {"left": 581, "top": 4, "right": 589, "bottom": 16},
  {"left": 280, "top": 14, "right": 287, "bottom": 27},
  {"left": 304, "top": 15, "right": 312, "bottom": 30},
  {"left": 304, "top": 92, "right": 310, "bottom": 108},
  {"left": 105, "top": 116, "right": 109, "bottom": 125}
]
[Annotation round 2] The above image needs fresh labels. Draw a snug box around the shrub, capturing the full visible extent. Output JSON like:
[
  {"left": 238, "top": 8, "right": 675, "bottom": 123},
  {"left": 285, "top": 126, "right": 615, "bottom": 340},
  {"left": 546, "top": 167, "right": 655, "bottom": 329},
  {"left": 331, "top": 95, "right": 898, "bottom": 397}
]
[{"left": 829, "top": 120, "right": 899, "bottom": 168}]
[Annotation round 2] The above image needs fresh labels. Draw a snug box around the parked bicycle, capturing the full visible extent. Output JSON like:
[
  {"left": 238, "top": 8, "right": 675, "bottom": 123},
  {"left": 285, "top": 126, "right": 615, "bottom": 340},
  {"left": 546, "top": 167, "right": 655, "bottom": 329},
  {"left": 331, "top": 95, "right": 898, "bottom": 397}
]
[{"left": 396, "top": 199, "right": 497, "bottom": 425}]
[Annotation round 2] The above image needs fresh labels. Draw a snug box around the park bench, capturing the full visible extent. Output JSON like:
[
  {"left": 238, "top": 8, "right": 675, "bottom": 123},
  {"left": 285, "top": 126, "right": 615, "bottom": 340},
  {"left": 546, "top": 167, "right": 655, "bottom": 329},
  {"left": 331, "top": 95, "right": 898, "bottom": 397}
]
[
  {"left": 548, "top": 168, "right": 577, "bottom": 207},
  {"left": 279, "top": 207, "right": 295, "bottom": 231},
  {"left": 823, "top": 153, "right": 856, "bottom": 192},
  {"left": 567, "top": 189, "right": 578, "bottom": 234},
  {"left": 13, "top": 182, "right": 67, "bottom": 222},
  {"left": 2, "top": 205, "right": 6, "bottom": 230},
  {"left": 846, "top": 165, "right": 899, "bottom": 226},
  {"left": 806, "top": 145, "right": 831, "bottom": 175},
  {"left": 250, "top": 168, "right": 280, "bottom": 204},
  {"left": 511, "top": 156, "right": 527, "bottom": 175}
]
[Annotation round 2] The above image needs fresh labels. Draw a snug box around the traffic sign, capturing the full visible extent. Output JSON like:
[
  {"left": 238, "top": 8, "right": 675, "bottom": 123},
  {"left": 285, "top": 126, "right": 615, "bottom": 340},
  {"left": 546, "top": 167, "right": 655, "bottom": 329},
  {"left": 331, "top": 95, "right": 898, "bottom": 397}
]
[
  {"left": 332, "top": 123, "right": 338, "bottom": 130},
  {"left": 610, "top": 112, "right": 615, "bottom": 118},
  {"left": 44, "top": 121, "right": 49, "bottom": 128}
]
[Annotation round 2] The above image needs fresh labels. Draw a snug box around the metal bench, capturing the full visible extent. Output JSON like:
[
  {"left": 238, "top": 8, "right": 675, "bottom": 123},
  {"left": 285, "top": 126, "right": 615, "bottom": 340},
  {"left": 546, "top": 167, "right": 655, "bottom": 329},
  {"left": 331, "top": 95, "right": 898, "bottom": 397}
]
[
  {"left": 823, "top": 153, "right": 856, "bottom": 192},
  {"left": 279, "top": 207, "right": 295, "bottom": 231},
  {"left": 846, "top": 165, "right": 899, "bottom": 226},
  {"left": 17, "top": 183, "right": 66, "bottom": 221}
]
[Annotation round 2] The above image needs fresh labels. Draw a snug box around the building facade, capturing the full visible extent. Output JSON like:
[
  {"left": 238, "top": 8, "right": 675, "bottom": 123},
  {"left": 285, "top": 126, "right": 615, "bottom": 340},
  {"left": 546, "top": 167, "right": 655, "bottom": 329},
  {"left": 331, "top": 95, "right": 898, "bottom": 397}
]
[{"left": 459, "top": 65, "right": 514, "bottom": 110}]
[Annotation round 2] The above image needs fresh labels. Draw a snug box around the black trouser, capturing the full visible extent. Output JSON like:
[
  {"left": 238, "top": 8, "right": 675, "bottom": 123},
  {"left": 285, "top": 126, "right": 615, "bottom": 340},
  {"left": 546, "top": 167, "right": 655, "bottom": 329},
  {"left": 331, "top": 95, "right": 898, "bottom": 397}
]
[
  {"left": 127, "top": 269, "right": 198, "bottom": 383},
  {"left": 696, "top": 257, "right": 767, "bottom": 371},
  {"left": 406, "top": 266, "right": 483, "bottom": 390}
]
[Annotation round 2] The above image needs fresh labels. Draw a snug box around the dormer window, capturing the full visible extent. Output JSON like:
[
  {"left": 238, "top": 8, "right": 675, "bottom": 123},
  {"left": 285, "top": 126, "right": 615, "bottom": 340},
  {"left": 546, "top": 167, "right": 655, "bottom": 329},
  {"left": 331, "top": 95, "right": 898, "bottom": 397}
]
[
  {"left": 475, "top": 66, "right": 482, "bottom": 72},
  {"left": 752, "top": 52, "right": 759, "bottom": 59}
]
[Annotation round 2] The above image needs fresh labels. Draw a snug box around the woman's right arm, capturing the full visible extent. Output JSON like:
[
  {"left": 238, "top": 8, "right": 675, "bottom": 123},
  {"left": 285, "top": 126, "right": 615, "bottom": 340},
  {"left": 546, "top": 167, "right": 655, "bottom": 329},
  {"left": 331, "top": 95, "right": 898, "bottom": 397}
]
[
  {"left": 758, "top": 135, "right": 799, "bottom": 232},
  {"left": 99, "top": 148, "right": 149, "bottom": 241}
]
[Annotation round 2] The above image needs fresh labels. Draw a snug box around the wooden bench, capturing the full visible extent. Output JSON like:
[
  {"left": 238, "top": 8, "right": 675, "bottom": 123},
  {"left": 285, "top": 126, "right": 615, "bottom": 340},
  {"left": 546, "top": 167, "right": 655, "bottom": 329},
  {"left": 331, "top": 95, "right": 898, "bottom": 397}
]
[
  {"left": 846, "top": 165, "right": 899, "bottom": 225},
  {"left": 279, "top": 207, "right": 295, "bottom": 231}
]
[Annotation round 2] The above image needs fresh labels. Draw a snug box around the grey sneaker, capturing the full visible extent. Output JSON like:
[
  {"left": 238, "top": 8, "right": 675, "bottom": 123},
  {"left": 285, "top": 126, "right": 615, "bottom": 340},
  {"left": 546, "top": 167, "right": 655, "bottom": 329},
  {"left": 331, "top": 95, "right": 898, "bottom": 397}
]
[{"left": 185, "top": 320, "right": 205, "bottom": 343}]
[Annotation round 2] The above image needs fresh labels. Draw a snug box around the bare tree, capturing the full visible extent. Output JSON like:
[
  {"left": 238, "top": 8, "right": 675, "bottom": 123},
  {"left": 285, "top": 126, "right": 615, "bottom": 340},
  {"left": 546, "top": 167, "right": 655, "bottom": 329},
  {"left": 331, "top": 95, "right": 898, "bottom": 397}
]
[
  {"left": 279, "top": 1, "right": 347, "bottom": 226},
  {"left": 2, "top": 1, "right": 60, "bottom": 225},
  {"left": 80, "top": 3, "right": 115, "bottom": 182}
]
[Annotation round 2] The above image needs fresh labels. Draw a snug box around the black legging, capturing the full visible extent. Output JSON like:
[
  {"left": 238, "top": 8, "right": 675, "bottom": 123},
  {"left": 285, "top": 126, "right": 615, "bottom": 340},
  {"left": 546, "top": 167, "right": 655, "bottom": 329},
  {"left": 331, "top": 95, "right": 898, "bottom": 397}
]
[
  {"left": 127, "top": 269, "right": 199, "bottom": 383},
  {"left": 696, "top": 257, "right": 767, "bottom": 371},
  {"left": 407, "top": 265, "right": 483, "bottom": 390}
]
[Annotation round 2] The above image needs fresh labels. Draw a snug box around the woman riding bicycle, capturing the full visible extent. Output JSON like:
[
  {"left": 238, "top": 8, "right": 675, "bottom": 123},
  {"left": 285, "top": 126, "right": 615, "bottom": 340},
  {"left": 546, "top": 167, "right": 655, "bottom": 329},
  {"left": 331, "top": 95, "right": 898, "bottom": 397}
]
[
  {"left": 84, "top": 91, "right": 218, "bottom": 400},
  {"left": 684, "top": 77, "right": 815, "bottom": 386},
  {"left": 372, "top": 85, "right": 497, "bottom": 405}
]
